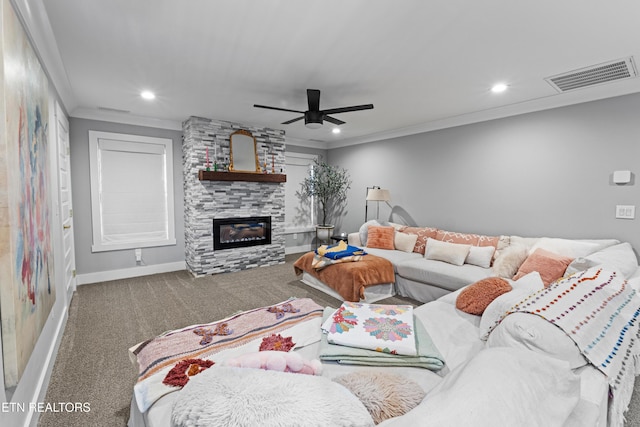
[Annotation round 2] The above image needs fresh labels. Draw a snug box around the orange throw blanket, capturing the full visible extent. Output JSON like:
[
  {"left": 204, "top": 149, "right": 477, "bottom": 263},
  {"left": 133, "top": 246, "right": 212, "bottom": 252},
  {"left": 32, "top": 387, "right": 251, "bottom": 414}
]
[{"left": 294, "top": 252, "right": 395, "bottom": 302}]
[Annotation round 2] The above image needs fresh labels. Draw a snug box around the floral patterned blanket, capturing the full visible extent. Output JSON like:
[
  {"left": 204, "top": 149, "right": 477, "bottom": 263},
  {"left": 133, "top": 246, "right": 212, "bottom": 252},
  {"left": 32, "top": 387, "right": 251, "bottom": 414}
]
[{"left": 321, "top": 302, "right": 417, "bottom": 355}]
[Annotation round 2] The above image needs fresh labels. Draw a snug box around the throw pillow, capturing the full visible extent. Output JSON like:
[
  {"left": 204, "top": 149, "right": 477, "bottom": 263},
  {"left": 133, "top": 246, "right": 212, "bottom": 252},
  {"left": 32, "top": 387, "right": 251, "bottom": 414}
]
[
  {"left": 435, "top": 230, "right": 500, "bottom": 248},
  {"left": 399, "top": 226, "right": 439, "bottom": 254},
  {"left": 456, "top": 277, "right": 512, "bottom": 315},
  {"left": 359, "top": 220, "right": 381, "bottom": 246},
  {"left": 171, "top": 366, "right": 373, "bottom": 427},
  {"left": 394, "top": 232, "right": 418, "bottom": 253},
  {"left": 333, "top": 371, "right": 425, "bottom": 425},
  {"left": 465, "top": 245, "right": 496, "bottom": 268},
  {"left": 424, "top": 238, "right": 471, "bottom": 266},
  {"left": 492, "top": 245, "right": 529, "bottom": 278},
  {"left": 366, "top": 226, "right": 395, "bottom": 250},
  {"left": 513, "top": 248, "right": 573, "bottom": 286}
]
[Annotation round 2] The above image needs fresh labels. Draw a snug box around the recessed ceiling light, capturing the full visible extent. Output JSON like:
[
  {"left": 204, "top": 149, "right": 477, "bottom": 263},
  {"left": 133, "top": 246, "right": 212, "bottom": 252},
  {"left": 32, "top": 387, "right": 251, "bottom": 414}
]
[
  {"left": 141, "top": 90, "right": 156, "bottom": 100},
  {"left": 491, "top": 83, "right": 508, "bottom": 93},
  {"left": 332, "top": 128, "right": 341, "bottom": 134}
]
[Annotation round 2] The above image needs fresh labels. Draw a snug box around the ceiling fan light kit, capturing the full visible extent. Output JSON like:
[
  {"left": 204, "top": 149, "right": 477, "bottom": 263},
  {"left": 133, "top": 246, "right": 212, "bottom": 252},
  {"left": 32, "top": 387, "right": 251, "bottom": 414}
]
[{"left": 254, "top": 89, "right": 373, "bottom": 129}]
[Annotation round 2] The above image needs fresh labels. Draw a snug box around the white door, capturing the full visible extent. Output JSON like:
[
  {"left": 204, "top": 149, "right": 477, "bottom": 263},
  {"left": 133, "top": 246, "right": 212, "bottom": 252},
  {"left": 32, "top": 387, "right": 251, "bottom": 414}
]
[{"left": 55, "top": 102, "right": 77, "bottom": 296}]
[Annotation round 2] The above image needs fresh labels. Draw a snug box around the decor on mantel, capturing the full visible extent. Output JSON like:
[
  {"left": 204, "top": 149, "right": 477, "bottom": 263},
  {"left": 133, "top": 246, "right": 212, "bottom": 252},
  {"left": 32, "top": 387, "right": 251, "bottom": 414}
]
[{"left": 298, "top": 159, "right": 351, "bottom": 246}]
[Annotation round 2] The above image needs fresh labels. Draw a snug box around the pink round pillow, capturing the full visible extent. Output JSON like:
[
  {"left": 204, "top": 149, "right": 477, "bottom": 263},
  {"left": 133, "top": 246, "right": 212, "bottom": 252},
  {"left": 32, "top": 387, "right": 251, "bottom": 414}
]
[{"left": 456, "top": 277, "right": 512, "bottom": 315}]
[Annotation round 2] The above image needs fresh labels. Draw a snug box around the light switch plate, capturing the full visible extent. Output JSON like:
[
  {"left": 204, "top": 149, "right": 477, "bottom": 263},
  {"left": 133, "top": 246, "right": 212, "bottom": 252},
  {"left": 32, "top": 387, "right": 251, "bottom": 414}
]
[
  {"left": 613, "top": 170, "right": 632, "bottom": 184},
  {"left": 616, "top": 205, "right": 635, "bottom": 219}
]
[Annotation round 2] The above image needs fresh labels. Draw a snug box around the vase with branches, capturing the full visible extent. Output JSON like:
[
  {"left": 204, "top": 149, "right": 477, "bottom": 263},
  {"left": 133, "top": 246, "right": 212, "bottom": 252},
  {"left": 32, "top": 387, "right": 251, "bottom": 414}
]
[{"left": 298, "top": 159, "right": 352, "bottom": 227}]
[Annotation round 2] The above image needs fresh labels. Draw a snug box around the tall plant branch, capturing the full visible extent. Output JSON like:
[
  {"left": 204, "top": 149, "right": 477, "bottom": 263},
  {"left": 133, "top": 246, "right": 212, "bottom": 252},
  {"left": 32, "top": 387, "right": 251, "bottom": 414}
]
[{"left": 298, "top": 159, "right": 352, "bottom": 226}]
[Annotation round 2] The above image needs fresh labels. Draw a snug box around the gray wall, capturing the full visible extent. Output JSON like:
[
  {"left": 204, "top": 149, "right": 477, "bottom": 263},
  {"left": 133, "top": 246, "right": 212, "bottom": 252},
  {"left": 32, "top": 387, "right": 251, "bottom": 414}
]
[
  {"left": 69, "top": 118, "right": 185, "bottom": 275},
  {"left": 329, "top": 92, "right": 640, "bottom": 252}
]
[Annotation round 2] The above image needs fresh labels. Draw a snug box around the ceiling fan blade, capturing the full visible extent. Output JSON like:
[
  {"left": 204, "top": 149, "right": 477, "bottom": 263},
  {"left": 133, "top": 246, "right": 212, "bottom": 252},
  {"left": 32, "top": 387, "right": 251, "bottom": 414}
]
[
  {"left": 324, "top": 115, "right": 345, "bottom": 125},
  {"left": 281, "top": 116, "right": 304, "bottom": 125},
  {"left": 254, "top": 104, "right": 304, "bottom": 114},
  {"left": 307, "top": 89, "right": 321, "bottom": 112},
  {"left": 321, "top": 104, "right": 374, "bottom": 115}
]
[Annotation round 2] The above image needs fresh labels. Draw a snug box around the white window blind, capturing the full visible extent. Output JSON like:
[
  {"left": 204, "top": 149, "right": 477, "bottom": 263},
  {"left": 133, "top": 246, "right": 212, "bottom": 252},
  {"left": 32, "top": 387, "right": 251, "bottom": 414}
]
[
  {"left": 284, "top": 152, "right": 317, "bottom": 231},
  {"left": 89, "top": 131, "right": 176, "bottom": 252}
]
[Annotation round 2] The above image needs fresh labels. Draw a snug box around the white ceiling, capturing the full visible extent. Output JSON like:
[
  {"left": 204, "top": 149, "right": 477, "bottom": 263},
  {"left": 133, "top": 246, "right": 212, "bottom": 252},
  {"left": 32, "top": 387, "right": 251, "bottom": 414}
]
[{"left": 18, "top": 0, "right": 640, "bottom": 148}]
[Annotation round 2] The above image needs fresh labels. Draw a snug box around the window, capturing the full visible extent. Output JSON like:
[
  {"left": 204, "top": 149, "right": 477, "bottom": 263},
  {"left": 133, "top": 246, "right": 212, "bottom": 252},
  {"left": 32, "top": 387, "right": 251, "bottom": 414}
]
[
  {"left": 88, "top": 131, "right": 176, "bottom": 252},
  {"left": 284, "top": 152, "right": 317, "bottom": 231}
]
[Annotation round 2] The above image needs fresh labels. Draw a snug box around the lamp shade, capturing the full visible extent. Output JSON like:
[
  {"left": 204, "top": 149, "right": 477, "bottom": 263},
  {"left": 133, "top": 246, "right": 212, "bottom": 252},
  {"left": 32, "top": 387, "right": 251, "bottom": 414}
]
[{"left": 366, "top": 188, "right": 391, "bottom": 202}]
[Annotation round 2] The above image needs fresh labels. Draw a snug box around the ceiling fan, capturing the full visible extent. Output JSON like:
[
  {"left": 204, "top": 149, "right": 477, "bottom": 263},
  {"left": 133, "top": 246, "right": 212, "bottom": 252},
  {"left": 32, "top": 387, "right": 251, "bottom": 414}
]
[{"left": 254, "top": 89, "right": 374, "bottom": 129}]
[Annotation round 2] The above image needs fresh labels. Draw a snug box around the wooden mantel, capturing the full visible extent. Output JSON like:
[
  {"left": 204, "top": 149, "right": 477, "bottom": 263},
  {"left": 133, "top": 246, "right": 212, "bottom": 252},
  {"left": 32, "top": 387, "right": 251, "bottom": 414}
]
[{"left": 198, "top": 170, "right": 286, "bottom": 183}]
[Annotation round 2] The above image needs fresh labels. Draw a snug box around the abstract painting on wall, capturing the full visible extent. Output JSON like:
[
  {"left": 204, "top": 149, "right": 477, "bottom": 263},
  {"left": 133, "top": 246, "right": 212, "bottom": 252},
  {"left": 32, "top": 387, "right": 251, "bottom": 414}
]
[{"left": 0, "top": 0, "right": 56, "bottom": 388}]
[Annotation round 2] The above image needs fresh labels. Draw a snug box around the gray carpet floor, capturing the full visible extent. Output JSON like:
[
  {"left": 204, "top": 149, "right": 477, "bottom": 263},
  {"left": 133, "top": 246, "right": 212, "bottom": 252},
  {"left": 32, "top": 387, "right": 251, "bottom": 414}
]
[{"left": 38, "top": 253, "right": 640, "bottom": 426}]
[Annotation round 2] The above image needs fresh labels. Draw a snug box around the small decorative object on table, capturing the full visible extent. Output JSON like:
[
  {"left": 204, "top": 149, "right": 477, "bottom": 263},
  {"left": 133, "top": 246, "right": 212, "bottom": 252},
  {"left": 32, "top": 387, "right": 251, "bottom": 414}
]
[{"left": 331, "top": 233, "right": 349, "bottom": 243}]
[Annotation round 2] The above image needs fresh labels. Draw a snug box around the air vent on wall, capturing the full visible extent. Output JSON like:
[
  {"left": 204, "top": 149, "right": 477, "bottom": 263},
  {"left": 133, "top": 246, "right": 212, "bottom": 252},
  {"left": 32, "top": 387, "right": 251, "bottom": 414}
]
[{"left": 545, "top": 57, "right": 637, "bottom": 92}]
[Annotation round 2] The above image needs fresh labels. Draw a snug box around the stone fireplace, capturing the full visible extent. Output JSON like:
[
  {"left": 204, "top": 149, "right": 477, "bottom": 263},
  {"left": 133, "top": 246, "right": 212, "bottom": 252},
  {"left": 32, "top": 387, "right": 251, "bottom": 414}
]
[{"left": 183, "top": 116, "right": 286, "bottom": 276}]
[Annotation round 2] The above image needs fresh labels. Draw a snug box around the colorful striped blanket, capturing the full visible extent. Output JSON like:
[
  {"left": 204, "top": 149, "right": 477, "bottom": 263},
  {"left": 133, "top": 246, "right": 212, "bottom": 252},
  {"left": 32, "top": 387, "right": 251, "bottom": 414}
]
[
  {"left": 505, "top": 268, "right": 640, "bottom": 427},
  {"left": 130, "top": 298, "right": 323, "bottom": 413}
]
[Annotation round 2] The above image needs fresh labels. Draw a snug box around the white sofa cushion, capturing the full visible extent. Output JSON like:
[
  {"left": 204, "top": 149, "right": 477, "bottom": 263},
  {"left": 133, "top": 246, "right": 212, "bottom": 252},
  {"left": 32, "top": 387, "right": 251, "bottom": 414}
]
[
  {"left": 529, "top": 237, "right": 616, "bottom": 258},
  {"left": 565, "top": 242, "right": 638, "bottom": 278},
  {"left": 486, "top": 312, "right": 588, "bottom": 369},
  {"left": 396, "top": 258, "right": 491, "bottom": 292},
  {"left": 363, "top": 247, "right": 422, "bottom": 273},
  {"left": 378, "top": 347, "right": 580, "bottom": 427},
  {"left": 479, "top": 271, "right": 545, "bottom": 339},
  {"left": 394, "top": 231, "right": 418, "bottom": 253},
  {"left": 424, "top": 238, "right": 470, "bottom": 266},
  {"left": 465, "top": 245, "right": 495, "bottom": 268}
]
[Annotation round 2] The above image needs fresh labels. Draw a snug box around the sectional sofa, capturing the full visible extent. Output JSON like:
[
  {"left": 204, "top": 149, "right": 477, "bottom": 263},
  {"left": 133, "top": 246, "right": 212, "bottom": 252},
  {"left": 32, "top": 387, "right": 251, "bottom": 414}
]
[
  {"left": 348, "top": 219, "right": 639, "bottom": 302},
  {"left": 130, "top": 220, "right": 640, "bottom": 427}
]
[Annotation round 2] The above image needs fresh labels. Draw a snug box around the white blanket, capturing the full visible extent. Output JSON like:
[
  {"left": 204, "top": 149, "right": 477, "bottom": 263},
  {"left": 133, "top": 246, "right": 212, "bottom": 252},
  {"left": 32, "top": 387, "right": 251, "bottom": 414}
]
[
  {"left": 495, "top": 267, "right": 640, "bottom": 427},
  {"left": 322, "top": 302, "right": 417, "bottom": 356},
  {"left": 378, "top": 347, "right": 581, "bottom": 427}
]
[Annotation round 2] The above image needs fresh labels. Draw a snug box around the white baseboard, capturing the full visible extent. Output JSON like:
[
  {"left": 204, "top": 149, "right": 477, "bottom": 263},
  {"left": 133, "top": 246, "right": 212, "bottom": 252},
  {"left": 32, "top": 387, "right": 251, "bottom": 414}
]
[
  {"left": 76, "top": 261, "right": 186, "bottom": 285},
  {"left": 26, "top": 305, "right": 69, "bottom": 427},
  {"left": 285, "top": 244, "right": 312, "bottom": 254}
]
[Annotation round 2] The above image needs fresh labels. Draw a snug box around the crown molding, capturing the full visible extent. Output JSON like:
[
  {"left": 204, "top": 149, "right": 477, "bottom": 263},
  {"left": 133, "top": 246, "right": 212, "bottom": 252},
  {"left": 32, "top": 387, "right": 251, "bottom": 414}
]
[
  {"left": 329, "top": 82, "right": 640, "bottom": 149},
  {"left": 71, "top": 107, "right": 183, "bottom": 131},
  {"left": 284, "top": 137, "right": 329, "bottom": 149}
]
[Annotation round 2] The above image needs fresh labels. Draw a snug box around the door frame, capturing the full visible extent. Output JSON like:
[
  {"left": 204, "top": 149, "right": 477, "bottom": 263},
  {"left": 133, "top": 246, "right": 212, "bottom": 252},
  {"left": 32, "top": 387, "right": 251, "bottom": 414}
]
[{"left": 52, "top": 100, "right": 77, "bottom": 303}]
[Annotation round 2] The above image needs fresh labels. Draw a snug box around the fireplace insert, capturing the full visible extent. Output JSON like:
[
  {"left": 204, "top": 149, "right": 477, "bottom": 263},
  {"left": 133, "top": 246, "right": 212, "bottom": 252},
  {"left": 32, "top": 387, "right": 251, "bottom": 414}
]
[{"left": 213, "top": 216, "right": 271, "bottom": 250}]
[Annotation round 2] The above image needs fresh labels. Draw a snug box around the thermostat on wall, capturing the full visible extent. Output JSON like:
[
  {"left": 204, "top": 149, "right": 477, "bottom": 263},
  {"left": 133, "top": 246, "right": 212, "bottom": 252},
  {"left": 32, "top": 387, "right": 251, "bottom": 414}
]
[{"left": 613, "top": 170, "right": 631, "bottom": 184}]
